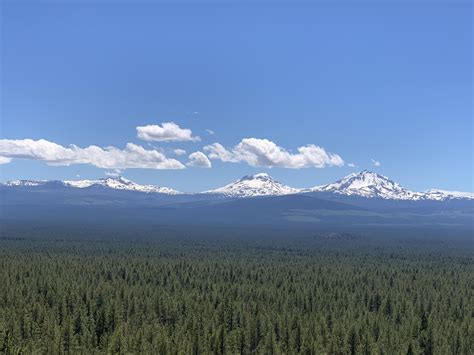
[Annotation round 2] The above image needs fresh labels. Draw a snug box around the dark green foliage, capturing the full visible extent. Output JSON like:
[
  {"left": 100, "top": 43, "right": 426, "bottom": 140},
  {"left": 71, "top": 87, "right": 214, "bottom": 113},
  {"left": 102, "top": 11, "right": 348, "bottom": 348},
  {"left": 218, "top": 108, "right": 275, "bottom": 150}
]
[{"left": 0, "top": 233, "right": 472, "bottom": 354}]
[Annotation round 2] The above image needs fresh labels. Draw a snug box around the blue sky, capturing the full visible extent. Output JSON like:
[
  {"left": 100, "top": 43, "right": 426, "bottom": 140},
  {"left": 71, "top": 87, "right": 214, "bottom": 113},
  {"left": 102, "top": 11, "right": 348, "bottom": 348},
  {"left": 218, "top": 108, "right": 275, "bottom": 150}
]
[{"left": 1, "top": 1, "right": 472, "bottom": 192}]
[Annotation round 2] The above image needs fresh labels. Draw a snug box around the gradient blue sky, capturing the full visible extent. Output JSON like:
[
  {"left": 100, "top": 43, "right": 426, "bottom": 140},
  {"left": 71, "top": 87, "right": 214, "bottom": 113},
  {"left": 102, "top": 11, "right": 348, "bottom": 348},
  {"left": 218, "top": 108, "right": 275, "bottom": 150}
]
[{"left": 1, "top": 1, "right": 472, "bottom": 192}]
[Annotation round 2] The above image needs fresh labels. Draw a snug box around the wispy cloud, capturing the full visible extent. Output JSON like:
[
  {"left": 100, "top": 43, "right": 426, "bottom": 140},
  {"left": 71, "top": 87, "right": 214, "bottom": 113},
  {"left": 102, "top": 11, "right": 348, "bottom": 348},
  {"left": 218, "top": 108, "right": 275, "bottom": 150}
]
[
  {"left": 137, "top": 122, "right": 200, "bottom": 142},
  {"left": 204, "top": 138, "right": 344, "bottom": 169},
  {"left": 173, "top": 148, "right": 187, "bottom": 156},
  {"left": 348, "top": 163, "right": 356, "bottom": 168},
  {"left": 105, "top": 168, "right": 123, "bottom": 177},
  {"left": 0, "top": 156, "right": 12, "bottom": 164},
  {"left": 205, "top": 129, "right": 215, "bottom": 135},
  {"left": 371, "top": 159, "right": 381, "bottom": 167},
  {"left": 187, "top": 151, "right": 212, "bottom": 168},
  {"left": 0, "top": 139, "right": 185, "bottom": 170}
]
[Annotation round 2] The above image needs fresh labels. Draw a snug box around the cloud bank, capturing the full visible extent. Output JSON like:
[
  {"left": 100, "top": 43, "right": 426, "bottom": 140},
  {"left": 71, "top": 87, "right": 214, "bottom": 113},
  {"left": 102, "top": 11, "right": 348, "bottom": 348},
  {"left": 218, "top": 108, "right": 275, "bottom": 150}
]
[
  {"left": 137, "top": 122, "right": 200, "bottom": 142},
  {"left": 187, "top": 151, "right": 212, "bottom": 168},
  {"left": 0, "top": 139, "right": 185, "bottom": 170},
  {"left": 204, "top": 138, "right": 344, "bottom": 169}
]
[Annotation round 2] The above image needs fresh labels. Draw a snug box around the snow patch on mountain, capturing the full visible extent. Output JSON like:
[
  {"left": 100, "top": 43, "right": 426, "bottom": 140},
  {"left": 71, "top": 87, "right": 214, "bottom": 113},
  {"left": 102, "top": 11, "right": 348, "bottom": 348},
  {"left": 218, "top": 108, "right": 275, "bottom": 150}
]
[{"left": 205, "top": 173, "right": 299, "bottom": 198}]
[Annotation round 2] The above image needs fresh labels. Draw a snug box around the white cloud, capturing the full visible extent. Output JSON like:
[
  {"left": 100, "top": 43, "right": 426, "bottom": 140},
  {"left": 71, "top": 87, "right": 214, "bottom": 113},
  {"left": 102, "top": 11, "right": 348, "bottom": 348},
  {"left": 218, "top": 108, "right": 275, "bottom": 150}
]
[
  {"left": 204, "top": 138, "right": 344, "bottom": 169},
  {"left": 173, "top": 148, "right": 187, "bottom": 156},
  {"left": 348, "top": 163, "right": 356, "bottom": 168},
  {"left": 0, "top": 139, "right": 185, "bottom": 170},
  {"left": 105, "top": 169, "right": 123, "bottom": 177},
  {"left": 187, "top": 151, "right": 212, "bottom": 168},
  {"left": 371, "top": 159, "right": 381, "bottom": 167},
  {"left": 205, "top": 129, "right": 215, "bottom": 135},
  {"left": 203, "top": 143, "right": 239, "bottom": 162},
  {"left": 0, "top": 156, "right": 12, "bottom": 164},
  {"left": 136, "top": 122, "right": 200, "bottom": 142}
]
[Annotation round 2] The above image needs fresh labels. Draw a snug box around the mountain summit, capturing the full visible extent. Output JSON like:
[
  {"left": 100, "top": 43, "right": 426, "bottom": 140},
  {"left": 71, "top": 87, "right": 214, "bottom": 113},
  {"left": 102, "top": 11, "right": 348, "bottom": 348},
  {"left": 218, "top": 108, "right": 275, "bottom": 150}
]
[
  {"left": 4, "top": 176, "right": 180, "bottom": 194},
  {"left": 205, "top": 173, "right": 299, "bottom": 198},
  {"left": 64, "top": 176, "right": 181, "bottom": 194},
  {"left": 307, "top": 170, "right": 420, "bottom": 200},
  {"left": 306, "top": 170, "right": 473, "bottom": 201}
]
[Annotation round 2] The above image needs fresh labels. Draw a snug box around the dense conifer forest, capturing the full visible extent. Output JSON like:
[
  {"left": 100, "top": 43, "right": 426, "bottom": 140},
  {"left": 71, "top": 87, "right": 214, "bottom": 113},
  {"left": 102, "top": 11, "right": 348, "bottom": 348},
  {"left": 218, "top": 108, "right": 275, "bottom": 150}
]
[{"left": 0, "top": 228, "right": 472, "bottom": 354}]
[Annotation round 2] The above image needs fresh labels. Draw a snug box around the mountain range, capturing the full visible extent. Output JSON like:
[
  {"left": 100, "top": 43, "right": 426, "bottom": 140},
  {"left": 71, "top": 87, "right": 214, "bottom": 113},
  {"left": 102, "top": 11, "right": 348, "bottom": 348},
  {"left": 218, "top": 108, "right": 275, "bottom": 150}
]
[
  {"left": 4, "top": 176, "right": 180, "bottom": 195},
  {"left": 1, "top": 171, "right": 472, "bottom": 232},
  {"left": 3, "top": 170, "right": 472, "bottom": 201}
]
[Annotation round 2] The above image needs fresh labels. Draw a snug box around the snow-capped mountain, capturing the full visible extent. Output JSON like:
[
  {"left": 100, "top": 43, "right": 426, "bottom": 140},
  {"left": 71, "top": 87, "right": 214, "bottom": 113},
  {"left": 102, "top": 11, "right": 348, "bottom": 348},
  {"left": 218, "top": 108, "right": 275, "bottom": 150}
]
[
  {"left": 422, "top": 189, "right": 474, "bottom": 201},
  {"left": 2, "top": 172, "right": 472, "bottom": 201},
  {"left": 4, "top": 176, "right": 180, "bottom": 195},
  {"left": 305, "top": 170, "right": 473, "bottom": 201},
  {"left": 306, "top": 170, "right": 419, "bottom": 200},
  {"left": 3, "top": 179, "right": 49, "bottom": 187},
  {"left": 205, "top": 173, "right": 299, "bottom": 198},
  {"left": 63, "top": 176, "right": 180, "bottom": 194}
]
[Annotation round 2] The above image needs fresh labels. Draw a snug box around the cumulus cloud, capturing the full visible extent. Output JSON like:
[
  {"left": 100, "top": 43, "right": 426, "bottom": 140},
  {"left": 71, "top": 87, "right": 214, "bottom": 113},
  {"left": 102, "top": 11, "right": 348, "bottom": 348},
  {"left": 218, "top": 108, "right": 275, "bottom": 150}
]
[
  {"left": 371, "top": 159, "right": 381, "bottom": 167},
  {"left": 203, "top": 143, "right": 238, "bottom": 163},
  {"left": 0, "top": 139, "right": 185, "bottom": 170},
  {"left": 136, "top": 122, "right": 200, "bottom": 142},
  {"left": 187, "top": 151, "right": 212, "bottom": 168},
  {"left": 205, "top": 129, "right": 215, "bottom": 135},
  {"left": 204, "top": 138, "right": 344, "bottom": 169},
  {"left": 0, "top": 156, "right": 12, "bottom": 164},
  {"left": 173, "top": 148, "right": 187, "bottom": 156}
]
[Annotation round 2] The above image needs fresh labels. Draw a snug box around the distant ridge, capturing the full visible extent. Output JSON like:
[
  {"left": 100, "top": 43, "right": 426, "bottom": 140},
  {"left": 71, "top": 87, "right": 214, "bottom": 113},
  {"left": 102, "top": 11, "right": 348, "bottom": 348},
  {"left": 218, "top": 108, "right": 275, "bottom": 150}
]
[
  {"left": 4, "top": 176, "right": 180, "bottom": 195},
  {"left": 2, "top": 171, "right": 473, "bottom": 201}
]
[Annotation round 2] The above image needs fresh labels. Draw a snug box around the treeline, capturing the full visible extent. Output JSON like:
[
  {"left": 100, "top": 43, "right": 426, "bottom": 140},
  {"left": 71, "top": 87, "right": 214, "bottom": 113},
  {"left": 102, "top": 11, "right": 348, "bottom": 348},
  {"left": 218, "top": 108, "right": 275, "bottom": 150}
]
[{"left": 0, "top": 235, "right": 472, "bottom": 354}]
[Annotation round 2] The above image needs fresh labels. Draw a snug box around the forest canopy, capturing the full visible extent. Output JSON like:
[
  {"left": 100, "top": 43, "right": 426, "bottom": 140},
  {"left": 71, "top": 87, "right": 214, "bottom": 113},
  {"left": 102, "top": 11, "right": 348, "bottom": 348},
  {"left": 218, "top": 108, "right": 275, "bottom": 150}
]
[{"left": 0, "top": 229, "right": 472, "bottom": 354}]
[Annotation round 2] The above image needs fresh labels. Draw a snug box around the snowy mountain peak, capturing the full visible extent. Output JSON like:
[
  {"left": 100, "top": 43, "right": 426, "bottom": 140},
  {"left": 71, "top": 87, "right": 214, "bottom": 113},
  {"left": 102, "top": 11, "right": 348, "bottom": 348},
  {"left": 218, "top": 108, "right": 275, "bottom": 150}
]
[
  {"left": 340, "top": 170, "right": 403, "bottom": 191},
  {"left": 205, "top": 173, "right": 299, "bottom": 198},
  {"left": 239, "top": 173, "right": 273, "bottom": 182},
  {"left": 308, "top": 170, "right": 420, "bottom": 200},
  {"left": 104, "top": 176, "right": 132, "bottom": 183},
  {"left": 100, "top": 176, "right": 136, "bottom": 189},
  {"left": 423, "top": 189, "right": 474, "bottom": 201},
  {"left": 64, "top": 176, "right": 181, "bottom": 194},
  {"left": 306, "top": 170, "right": 473, "bottom": 201},
  {"left": 4, "top": 179, "right": 49, "bottom": 187}
]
